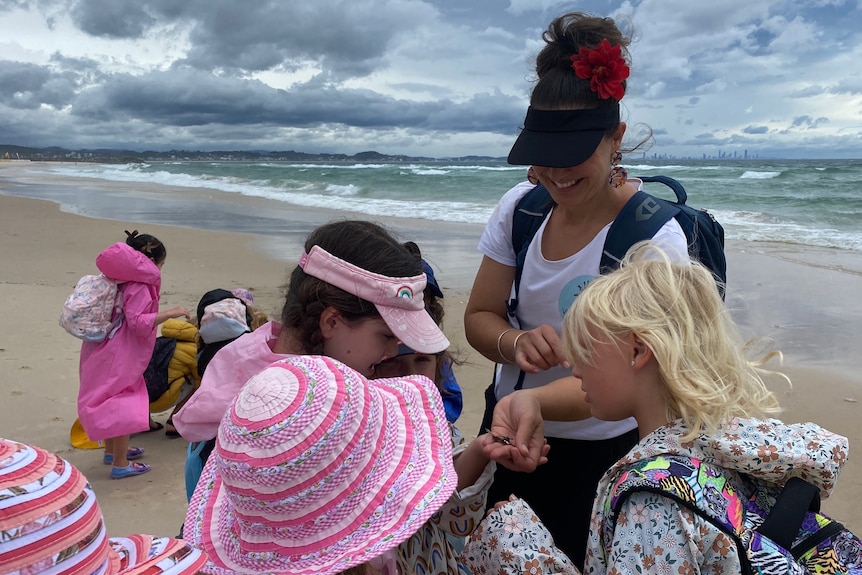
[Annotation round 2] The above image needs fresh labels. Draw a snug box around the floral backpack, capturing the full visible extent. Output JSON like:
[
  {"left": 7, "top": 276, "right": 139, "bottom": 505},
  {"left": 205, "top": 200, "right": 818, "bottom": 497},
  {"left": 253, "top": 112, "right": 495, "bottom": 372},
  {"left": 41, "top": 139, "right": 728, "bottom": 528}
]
[
  {"left": 607, "top": 455, "right": 862, "bottom": 575},
  {"left": 59, "top": 274, "right": 124, "bottom": 342}
]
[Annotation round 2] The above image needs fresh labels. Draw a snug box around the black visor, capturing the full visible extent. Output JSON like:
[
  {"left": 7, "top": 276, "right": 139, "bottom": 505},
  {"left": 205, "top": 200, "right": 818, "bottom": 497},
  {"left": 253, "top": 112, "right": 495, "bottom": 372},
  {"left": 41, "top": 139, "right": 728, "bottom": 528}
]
[{"left": 508, "top": 106, "right": 619, "bottom": 168}]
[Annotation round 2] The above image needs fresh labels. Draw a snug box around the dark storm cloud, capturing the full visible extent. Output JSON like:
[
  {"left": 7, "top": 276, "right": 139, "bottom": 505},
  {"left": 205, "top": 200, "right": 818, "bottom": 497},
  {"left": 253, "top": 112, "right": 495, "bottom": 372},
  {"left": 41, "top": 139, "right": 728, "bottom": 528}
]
[
  {"left": 0, "top": 0, "right": 525, "bottom": 155},
  {"left": 181, "top": 1, "right": 432, "bottom": 77},
  {"left": 0, "top": 60, "right": 81, "bottom": 108},
  {"left": 3, "top": 0, "right": 861, "bottom": 157},
  {"left": 64, "top": 0, "right": 435, "bottom": 78},
  {"left": 0, "top": 61, "right": 51, "bottom": 102},
  {"left": 49, "top": 52, "right": 99, "bottom": 70},
  {"left": 68, "top": 67, "right": 524, "bottom": 133},
  {"left": 70, "top": 0, "right": 155, "bottom": 38}
]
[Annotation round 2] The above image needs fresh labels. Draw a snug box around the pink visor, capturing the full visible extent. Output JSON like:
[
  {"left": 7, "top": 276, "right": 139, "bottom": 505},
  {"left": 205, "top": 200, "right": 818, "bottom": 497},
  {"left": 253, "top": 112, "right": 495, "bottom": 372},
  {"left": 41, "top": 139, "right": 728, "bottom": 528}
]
[{"left": 299, "top": 245, "right": 450, "bottom": 354}]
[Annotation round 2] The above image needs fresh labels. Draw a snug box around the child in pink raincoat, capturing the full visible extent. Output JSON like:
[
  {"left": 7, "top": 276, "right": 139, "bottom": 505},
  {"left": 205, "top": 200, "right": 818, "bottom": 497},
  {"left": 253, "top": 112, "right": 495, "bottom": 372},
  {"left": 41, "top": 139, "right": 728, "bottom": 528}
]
[{"left": 77, "top": 230, "right": 190, "bottom": 479}]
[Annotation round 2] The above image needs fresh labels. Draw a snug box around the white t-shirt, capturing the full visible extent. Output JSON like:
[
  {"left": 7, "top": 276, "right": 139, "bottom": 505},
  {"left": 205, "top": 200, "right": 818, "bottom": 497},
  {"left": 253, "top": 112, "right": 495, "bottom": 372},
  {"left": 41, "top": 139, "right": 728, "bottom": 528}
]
[{"left": 478, "top": 181, "right": 689, "bottom": 440}]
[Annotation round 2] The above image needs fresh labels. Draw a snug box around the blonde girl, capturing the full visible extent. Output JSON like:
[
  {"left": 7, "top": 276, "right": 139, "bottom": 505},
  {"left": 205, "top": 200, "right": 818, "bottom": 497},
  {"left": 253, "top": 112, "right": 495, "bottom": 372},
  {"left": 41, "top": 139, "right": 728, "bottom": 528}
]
[{"left": 469, "top": 243, "right": 848, "bottom": 574}]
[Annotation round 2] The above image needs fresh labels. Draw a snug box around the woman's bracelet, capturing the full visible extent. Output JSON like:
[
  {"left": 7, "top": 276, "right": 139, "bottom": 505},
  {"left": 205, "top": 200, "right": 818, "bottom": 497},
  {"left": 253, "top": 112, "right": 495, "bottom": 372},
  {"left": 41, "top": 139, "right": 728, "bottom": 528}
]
[
  {"left": 496, "top": 328, "right": 517, "bottom": 362},
  {"left": 512, "top": 331, "right": 527, "bottom": 362}
]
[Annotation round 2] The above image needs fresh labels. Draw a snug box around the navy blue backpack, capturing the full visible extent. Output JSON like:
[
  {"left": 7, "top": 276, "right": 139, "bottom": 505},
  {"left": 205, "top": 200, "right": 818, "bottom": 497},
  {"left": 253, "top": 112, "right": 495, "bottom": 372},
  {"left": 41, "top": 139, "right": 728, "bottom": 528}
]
[
  {"left": 479, "top": 175, "right": 727, "bottom": 435},
  {"left": 506, "top": 175, "right": 726, "bottom": 320}
]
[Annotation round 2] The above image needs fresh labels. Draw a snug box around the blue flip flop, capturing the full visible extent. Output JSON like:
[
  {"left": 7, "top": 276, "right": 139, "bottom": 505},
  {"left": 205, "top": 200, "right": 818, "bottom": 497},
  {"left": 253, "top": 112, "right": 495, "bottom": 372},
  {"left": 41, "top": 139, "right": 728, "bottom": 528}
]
[
  {"left": 103, "top": 446, "right": 145, "bottom": 465},
  {"left": 110, "top": 461, "right": 151, "bottom": 479}
]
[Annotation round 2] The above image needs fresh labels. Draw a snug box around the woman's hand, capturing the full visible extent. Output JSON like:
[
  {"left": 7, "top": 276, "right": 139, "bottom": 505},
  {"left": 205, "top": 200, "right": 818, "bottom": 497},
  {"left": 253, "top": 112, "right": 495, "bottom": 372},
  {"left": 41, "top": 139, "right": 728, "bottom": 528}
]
[
  {"left": 481, "top": 390, "right": 549, "bottom": 473},
  {"left": 513, "top": 324, "right": 570, "bottom": 373}
]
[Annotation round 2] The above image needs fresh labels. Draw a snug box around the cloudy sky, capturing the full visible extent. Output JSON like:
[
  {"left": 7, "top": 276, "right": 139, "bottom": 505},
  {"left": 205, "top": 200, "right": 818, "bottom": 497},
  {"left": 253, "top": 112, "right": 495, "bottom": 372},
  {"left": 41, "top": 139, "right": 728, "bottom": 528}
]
[{"left": 2, "top": 0, "right": 861, "bottom": 159}]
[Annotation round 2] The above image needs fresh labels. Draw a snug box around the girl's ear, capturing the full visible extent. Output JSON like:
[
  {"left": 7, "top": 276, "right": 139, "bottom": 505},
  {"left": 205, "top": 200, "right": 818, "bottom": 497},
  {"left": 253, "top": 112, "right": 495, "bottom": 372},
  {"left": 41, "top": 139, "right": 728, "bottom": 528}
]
[
  {"left": 319, "top": 306, "right": 341, "bottom": 340},
  {"left": 630, "top": 333, "right": 653, "bottom": 369}
]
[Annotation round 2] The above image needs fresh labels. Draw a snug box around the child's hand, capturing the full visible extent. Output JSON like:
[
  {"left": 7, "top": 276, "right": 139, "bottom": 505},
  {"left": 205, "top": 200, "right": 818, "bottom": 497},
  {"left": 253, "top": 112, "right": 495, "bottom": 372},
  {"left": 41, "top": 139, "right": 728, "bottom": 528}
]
[
  {"left": 491, "top": 495, "right": 520, "bottom": 512},
  {"left": 155, "top": 306, "right": 192, "bottom": 326},
  {"left": 170, "top": 306, "right": 191, "bottom": 320},
  {"left": 482, "top": 391, "right": 549, "bottom": 472}
]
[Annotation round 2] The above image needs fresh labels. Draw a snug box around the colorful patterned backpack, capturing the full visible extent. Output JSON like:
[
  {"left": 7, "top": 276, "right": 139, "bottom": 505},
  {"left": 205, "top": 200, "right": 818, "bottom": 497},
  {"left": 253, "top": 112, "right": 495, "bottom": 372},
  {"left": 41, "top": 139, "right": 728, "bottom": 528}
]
[
  {"left": 607, "top": 455, "right": 862, "bottom": 574},
  {"left": 59, "top": 274, "right": 124, "bottom": 342}
]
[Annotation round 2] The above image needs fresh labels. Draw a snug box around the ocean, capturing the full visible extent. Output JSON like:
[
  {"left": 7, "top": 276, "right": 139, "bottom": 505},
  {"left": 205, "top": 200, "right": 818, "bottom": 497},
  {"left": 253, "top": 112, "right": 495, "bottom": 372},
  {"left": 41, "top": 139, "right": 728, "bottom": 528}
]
[{"left": 8, "top": 158, "right": 862, "bottom": 253}]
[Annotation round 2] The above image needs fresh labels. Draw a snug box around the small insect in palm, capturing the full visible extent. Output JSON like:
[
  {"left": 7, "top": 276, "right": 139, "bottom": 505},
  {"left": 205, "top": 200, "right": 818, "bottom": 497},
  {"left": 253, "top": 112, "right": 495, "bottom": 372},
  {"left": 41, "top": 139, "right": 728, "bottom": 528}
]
[{"left": 484, "top": 428, "right": 513, "bottom": 446}]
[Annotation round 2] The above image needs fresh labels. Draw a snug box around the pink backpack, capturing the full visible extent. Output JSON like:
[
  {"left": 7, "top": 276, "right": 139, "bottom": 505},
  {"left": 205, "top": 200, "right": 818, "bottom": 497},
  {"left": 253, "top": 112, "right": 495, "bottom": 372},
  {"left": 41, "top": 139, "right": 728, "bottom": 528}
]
[{"left": 59, "top": 274, "right": 124, "bottom": 342}]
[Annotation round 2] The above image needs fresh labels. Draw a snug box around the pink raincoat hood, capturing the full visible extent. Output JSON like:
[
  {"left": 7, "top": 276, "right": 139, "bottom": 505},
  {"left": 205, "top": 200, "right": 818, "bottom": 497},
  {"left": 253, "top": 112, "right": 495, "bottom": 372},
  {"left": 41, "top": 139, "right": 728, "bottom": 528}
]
[{"left": 96, "top": 242, "right": 161, "bottom": 287}]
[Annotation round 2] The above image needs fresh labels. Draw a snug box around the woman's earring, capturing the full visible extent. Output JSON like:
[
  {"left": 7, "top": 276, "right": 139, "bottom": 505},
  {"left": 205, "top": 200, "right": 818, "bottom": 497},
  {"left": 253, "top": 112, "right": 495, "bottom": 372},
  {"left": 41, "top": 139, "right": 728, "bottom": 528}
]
[
  {"left": 630, "top": 360, "right": 636, "bottom": 367},
  {"left": 609, "top": 150, "right": 627, "bottom": 188}
]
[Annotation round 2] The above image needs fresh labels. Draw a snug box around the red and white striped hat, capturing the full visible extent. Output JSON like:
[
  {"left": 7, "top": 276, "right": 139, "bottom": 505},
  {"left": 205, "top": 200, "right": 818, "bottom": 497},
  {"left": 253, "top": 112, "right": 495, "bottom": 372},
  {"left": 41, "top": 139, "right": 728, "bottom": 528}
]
[
  {"left": 184, "top": 354, "right": 457, "bottom": 575},
  {"left": 0, "top": 437, "right": 208, "bottom": 575}
]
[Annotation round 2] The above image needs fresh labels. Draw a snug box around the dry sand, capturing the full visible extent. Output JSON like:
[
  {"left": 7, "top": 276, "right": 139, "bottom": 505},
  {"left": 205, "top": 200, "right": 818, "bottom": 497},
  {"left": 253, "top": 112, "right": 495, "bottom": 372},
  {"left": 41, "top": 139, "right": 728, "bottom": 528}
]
[{"left": 1, "top": 161, "right": 861, "bottom": 537}]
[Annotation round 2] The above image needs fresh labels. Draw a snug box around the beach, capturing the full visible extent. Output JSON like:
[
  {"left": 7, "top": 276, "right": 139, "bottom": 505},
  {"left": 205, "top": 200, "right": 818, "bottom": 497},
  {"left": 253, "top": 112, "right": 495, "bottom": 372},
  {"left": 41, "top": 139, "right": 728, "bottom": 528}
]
[{"left": 1, "top": 161, "right": 861, "bottom": 537}]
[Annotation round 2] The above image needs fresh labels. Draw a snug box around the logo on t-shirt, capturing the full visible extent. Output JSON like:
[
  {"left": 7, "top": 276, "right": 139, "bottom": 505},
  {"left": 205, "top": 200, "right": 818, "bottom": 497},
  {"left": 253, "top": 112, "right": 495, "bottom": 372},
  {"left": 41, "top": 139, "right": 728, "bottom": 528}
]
[{"left": 558, "top": 274, "right": 597, "bottom": 318}]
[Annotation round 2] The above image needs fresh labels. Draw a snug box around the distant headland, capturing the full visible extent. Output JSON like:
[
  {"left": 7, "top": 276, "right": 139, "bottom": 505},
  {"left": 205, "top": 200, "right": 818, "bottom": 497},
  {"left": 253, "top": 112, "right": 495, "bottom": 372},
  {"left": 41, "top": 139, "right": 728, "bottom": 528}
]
[{"left": 0, "top": 144, "right": 504, "bottom": 164}]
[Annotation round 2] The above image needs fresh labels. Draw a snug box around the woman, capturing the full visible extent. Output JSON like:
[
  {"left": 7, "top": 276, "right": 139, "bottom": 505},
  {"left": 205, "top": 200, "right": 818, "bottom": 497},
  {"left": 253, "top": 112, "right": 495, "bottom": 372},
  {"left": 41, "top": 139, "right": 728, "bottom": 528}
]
[{"left": 463, "top": 12, "right": 688, "bottom": 567}]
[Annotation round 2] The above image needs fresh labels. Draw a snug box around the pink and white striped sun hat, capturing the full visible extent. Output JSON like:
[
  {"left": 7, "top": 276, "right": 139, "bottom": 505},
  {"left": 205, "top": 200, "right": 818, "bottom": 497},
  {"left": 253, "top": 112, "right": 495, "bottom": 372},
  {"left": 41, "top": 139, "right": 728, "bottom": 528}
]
[
  {"left": 0, "top": 437, "right": 208, "bottom": 575},
  {"left": 184, "top": 354, "right": 457, "bottom": 575}
]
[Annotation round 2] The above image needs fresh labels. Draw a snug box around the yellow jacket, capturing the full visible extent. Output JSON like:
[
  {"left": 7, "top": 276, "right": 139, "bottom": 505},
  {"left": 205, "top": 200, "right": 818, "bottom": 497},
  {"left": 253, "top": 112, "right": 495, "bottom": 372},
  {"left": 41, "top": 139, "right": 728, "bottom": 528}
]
[{"left": 149, "top": 318, "right": 202, "bottom": 412}]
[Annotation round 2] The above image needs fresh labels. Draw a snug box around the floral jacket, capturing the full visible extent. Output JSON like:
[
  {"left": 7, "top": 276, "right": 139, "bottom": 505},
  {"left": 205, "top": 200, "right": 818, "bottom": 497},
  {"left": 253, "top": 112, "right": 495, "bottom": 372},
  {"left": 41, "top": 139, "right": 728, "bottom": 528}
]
[
  {"left": 461, "top": 418, "right": 849, "bottom": 575},
  {"left": 399, "top": 424, "right": 496, "bottom": 575}
]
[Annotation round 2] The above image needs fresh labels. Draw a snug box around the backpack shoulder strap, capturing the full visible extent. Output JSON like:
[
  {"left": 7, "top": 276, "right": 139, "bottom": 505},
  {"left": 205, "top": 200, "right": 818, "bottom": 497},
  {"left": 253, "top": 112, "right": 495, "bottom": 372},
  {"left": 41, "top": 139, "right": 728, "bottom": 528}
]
[
  {"left": 756, "top": 477, "right": 820, "bottom": 551},
  {"left": 509, "top": 178, "right": 683, "bottom": 309},
  {"left": 607, "top": 455, "right": 754, "bottom": 575},
  {"left": 507, "top": 184, "right": 553, "bottom": 319},
  {"left": 600, "top": 189, "right": 679, "bottom": 272},
  {"left": 638, "top": 175, "right": 689, "bottom": 204}
]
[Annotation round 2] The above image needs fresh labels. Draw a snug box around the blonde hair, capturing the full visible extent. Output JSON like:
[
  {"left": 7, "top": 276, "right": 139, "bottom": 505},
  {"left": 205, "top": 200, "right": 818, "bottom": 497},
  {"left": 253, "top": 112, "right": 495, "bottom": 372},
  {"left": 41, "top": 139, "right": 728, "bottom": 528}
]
[{"left": 562, "top": 242, "right": 782, "bottom": 440}]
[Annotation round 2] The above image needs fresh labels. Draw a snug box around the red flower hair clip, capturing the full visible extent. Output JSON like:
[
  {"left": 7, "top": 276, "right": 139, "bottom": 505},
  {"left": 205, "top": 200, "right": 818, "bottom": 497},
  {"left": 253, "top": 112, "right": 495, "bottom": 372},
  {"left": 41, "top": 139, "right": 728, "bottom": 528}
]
[{"left": 570, "top": 39, "right": 630, "bottom": 101}]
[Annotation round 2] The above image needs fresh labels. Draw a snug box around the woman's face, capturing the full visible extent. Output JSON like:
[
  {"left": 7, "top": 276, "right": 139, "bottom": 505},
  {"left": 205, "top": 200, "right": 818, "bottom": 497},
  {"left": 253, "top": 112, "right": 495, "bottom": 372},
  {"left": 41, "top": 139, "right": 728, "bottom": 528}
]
[
  {"left": 321, "top": 315, "right": 400, "bottom": 377},
  {"left": 532, "top": 123, "right": 626, "bottom": 207}
]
